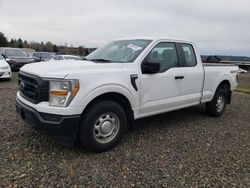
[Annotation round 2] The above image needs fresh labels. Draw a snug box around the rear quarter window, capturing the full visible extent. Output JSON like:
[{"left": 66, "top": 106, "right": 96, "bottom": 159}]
[{"left": 181, "top": 44, "right": 197, "bottom": 67}]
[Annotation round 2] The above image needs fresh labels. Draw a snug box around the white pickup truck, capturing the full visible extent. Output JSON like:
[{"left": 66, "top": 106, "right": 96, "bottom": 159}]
[{"left": 16, "top": 38, "right": 239, "bottom": 152}]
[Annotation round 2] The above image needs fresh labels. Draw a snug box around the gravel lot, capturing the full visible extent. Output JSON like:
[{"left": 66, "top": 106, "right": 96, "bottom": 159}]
[
  {"left": 238, "top": 72, "right": 250, "bottom": 89},
  {"left": 0, "top": 72, "right": 249, "bottom": 187}
]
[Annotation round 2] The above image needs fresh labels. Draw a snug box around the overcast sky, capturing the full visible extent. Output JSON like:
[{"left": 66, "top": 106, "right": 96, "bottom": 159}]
[{"left": 0, "top": 0, "right": 249, "bottom": 56}]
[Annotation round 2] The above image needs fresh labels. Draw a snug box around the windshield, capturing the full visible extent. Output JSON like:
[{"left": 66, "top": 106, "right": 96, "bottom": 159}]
[
  {"left": 86, "top": 39, "right": 152, "bottom": 63},
  {"left": 0, "top": 54, "right": 3, "bottom": 60},
  {"left": 5, "top": 49, "right": 28, "bottom": 57}
]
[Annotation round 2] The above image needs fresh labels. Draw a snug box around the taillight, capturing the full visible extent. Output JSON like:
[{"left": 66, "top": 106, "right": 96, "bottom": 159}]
[{"left": 236, "top": 74, "right": 239, "bottom": 83}]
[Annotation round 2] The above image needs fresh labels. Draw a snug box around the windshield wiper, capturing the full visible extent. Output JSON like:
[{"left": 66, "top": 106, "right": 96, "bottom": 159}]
[{"left": 90, "top": 58, "right": 111, "bottom": 62}]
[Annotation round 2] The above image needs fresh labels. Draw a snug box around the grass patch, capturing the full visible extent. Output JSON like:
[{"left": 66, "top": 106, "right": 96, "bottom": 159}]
[{"left": 235, "top": 87, "right": 250, "bottom": 95}]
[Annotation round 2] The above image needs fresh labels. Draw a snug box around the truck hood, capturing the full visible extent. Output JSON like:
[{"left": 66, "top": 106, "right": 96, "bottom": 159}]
[{"left": 20, "top": 60, "right": 124, "bottom": 78}]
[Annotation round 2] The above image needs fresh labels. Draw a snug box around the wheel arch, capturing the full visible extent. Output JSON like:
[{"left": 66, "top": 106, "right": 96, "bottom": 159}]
[
  {"left": 215, "top": 79, "right": 232, "bottom": 104},
  {"left": 82, "top": 92, "right": 135, "bottom": 131}
]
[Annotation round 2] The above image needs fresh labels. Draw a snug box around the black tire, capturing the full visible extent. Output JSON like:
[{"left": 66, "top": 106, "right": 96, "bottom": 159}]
[
  {"left": 79, "top": 100, "right": 127, "bottom": 152},
  {"left": 206, "top": 87, "right": 227, "bottom": 117}
]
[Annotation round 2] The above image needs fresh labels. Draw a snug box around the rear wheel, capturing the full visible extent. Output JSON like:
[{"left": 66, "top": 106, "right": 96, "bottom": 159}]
[
  {"left": 79, "top": 100, "right": 127, "bottom": 152},
  {"left": 206, "top": 87, "right": 227, "bottom": 117}
]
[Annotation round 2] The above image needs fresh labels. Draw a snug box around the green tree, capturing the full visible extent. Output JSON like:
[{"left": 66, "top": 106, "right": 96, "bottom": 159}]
[
  {"left": 52, "top": 45, "right": 58, "bottom": 53},
  {"left": 78, "top": 46, "right": 83, "bottom": 56},
  {"left": 44, "top": 41, "right": 53, "bottom": 52},
  {"left": 17, "top": 38, "right": 23, "bottom": 48},
  {"left": 0, "top": 32, "right": 8, "bottom": 47},
  {"left": 12, "top": 39, "right": 19, "bottom": 47},
  {"left": 9, "top": 38, "right": 15, "bottom": 47},
  {"left": 206, "top": 56, "right": 220, "bottom": 63},
  {"left": 23, "top": 40, "right": 29, "bottom": 48},
  {"left": 30, "top": 41, "right": 42, "bottom": 51}
]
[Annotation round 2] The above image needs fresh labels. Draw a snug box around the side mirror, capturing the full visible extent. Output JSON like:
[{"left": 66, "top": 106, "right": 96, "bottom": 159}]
[{"left": 141, "top": 61, "right": 160, "bottom": 74}]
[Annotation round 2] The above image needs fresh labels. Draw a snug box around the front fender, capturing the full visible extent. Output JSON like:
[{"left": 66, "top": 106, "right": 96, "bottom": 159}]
[{"left": 79, "top": 84, "right": 136, "bottom": 113}]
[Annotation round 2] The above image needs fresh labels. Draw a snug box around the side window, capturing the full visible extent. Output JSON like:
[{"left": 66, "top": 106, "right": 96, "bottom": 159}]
[
  {"left": 181, "top": 44, "right": 196, "bottom": 67},
  {"left": 146, "top": 42, "right": 178, "bottom": 72},
  {"left": 54, "top": 56, "right": 60, "bottom": 60},
  {"left": 59, "top": 56, "right": 64, "bottom": 60}
]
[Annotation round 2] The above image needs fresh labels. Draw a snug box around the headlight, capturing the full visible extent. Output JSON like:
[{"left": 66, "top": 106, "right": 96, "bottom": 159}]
[
  {"left": 49, "top": 80, "right": 79, "bottom": 107},
  {"left": 1, "top": 66, "right": 10, "bottom": 70}
]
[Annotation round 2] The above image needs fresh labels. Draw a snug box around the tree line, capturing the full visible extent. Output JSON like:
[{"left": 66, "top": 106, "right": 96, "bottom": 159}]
[
  {"left": 0, "top": 31, "right": 225, "bottom": 61},
  {"left": 0, "top": 32, "right": 89, "bottom": 56}
]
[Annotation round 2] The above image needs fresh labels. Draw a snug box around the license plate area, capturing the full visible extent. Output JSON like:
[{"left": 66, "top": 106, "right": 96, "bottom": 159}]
[{"left": 16, "top": 105, "right": 35, "bottom": 126}]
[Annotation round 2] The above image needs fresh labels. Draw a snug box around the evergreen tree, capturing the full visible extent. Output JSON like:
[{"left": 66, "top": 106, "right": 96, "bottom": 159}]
[
  {"left": 0, "top": 32, "right": 8, "bottom": 47},
  {"left": 17, "top": 38, "right": 23, "bottom": 48},
  {"left": 44, "top": 41, "right": 53, "bottom": 52},
  {"left": 23, "top": 40, "right": 29, "bottom": 48},
  {"left": 9, "top": 39, "right": 15, "bottom": 47},
  {"left": 52, "top": 45, "right": 58, "bottom": 53},
  {"left": 206, "top": 56, "right": 220, "bottom": 63}
]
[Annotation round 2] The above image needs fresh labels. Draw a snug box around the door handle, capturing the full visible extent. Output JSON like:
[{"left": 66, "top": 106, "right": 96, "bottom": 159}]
[{"left": 175, "top": 75, "right": 184, "bottom": 80}]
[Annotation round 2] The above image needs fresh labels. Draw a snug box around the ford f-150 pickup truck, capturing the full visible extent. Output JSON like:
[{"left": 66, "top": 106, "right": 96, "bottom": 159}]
[{"left": 16, "top": 38, "right": 239, "bottom": 152}]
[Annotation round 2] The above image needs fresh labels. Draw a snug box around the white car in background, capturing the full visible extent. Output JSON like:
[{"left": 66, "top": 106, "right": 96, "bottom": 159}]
[
  {"left": 52, "top": 55, "right": 81, "bottom": 61},
  {"left": 0, "top": 54, "right": 11, "bottom": 80}
]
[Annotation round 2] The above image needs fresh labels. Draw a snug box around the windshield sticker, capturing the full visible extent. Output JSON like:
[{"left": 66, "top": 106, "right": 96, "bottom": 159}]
[{"left": 127, "top": 44, "right": 142, "bottom": 51}]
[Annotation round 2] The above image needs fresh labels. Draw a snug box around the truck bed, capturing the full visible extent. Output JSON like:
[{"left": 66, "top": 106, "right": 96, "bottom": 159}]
[{"left": 201, "top": 63, "right": 238, "bottom": 103}]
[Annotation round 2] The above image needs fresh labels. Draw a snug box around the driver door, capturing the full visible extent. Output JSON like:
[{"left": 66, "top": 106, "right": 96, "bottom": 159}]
[{"left": 139, "top": 42, "right": 185, "bottom": 117}]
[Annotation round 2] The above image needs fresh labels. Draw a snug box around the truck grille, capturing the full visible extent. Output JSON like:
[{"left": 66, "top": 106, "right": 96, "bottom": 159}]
[{"left": 18, "top": 71, "right": 49, "bottom": 104}]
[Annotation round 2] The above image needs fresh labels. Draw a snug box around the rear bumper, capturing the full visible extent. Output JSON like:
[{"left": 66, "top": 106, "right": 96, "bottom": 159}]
[{"left": 16, "top": 97, "right": 81, "bottom": 146}]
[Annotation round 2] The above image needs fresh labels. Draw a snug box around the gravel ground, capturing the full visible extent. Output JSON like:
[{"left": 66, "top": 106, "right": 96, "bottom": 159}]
[
  {"left": 0, "top": 73, "right": 249, "bottom": 187},
  {"left": 238, "top": 72, "right": 250, "bottom": 89}
]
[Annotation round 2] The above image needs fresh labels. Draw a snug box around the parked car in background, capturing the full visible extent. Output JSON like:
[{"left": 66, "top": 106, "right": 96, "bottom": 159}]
[
  {"left": 0, "top": 54, "right": 11, "bottom": 80},
  {"left": 52, "top": 55, "right": 81, "bottom": 61},
  {"left": 80, "top": 56, "right": 86, "bottom": 60},
  {"left": 32, "top": 52, "right": 55, "bottom": 62},
  {"left": 0, "top": 47, "right": 35, "bottom": 71},
  {"left": 22, "top": 48, "right": 36, "bottom": 57}
]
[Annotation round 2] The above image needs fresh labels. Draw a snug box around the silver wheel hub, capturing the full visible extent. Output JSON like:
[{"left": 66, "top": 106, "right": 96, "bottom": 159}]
[
  {"left": 100, "top": 121, "right": 112, "bottom": 134},
  {"left": 93, "top": 113, "right": 120, "bottom": 144},
  {"left": 216, "top": 95, "right": 225, "bottom": 112}
]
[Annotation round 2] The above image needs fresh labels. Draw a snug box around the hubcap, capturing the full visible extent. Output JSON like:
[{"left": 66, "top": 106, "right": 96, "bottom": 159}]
[
  {"left": 216, "top": 95, "right": 225, "bottom": 112},
  {"left": 93, "top": 112, "right": 120, "bottom": 144}
]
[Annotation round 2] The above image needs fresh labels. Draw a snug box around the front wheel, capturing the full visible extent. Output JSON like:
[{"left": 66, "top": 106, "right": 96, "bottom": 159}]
[
  {"left": 206, "top": 88, "right": 227, "bottom": 117},
  {"left": 79, "top": 100, "right": 127, "bottom": 152}
]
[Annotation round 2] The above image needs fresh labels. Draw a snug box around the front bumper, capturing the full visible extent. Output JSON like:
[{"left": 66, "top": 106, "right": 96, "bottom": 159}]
[
  {"left": 16, "top": 97, "right": 82, "bottom": 146},
  {"left": 10, "top": 63, "right": 28, "bottom": 70},
  {"left": 0, "top": 70, "right": 11, "bottom": 78}
]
